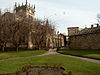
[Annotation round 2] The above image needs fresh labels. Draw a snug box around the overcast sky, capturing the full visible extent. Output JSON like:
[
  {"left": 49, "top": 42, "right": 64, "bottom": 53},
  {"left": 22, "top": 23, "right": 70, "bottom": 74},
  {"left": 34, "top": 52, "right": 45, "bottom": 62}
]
[{"left": 0, "top": 0, "right": 100, "bottom": 34}]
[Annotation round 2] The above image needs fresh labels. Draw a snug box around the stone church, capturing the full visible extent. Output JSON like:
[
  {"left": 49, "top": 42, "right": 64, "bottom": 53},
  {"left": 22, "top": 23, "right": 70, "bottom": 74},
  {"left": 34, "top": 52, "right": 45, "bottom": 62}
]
[
  {"left": 68, "top": 24, "right": 100, "bottom": 49},
  {"left": 14, "top": 0, "right": 35, "bottom": 49},
  {"left": 2, "top": 0, "right": 36, "bottom": 49},
  {"left": 1, "top": 0, "right": 66, "bottom": 50}
]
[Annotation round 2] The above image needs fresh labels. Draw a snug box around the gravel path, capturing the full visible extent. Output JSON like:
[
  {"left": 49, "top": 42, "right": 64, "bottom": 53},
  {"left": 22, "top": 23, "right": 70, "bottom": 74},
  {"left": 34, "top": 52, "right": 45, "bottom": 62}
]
[
  {"left": 38, "top": 49, "right": 100, "bottom": 64},
  {"left": 0, "top": 49, "right": 100, "bottom": 64}
]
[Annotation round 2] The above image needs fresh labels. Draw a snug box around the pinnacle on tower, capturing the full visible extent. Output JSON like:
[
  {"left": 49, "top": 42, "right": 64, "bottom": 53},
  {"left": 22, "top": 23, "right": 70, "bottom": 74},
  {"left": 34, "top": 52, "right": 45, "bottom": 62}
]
[
  {"left": 26, "top": 0, "right": 28, "bottom": 5},
  {"left": 34, "top": 4, "right": 35, "bottom": 9},
  {"left": 15, "top": 2, "right": 17, "bottom": 7}
]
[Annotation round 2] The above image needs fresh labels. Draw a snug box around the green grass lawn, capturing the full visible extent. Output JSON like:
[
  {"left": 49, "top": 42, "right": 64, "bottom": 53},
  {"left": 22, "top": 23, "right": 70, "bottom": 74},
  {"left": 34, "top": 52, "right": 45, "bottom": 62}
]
[
  {"left": 58, "top": 49, "right": 100, "bottom": 59},
  {"left": 0, "top": 55, "right": 100, "bottom": 75},
  {"left": 0, "top": 50, "right": 47, "bottom": 60}
]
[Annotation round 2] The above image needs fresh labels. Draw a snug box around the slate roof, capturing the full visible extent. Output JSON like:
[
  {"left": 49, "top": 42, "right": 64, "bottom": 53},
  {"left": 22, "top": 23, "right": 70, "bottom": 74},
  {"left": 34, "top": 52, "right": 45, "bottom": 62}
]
[{"left": 70, "top": 26, "right": 100, "bottom": 36}]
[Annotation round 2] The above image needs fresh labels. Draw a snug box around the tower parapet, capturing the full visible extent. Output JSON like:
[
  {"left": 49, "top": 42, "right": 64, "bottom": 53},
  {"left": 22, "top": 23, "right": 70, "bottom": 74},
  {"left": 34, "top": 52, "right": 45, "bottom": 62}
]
[{"left": 14, "top": 0, "right": 35, "bottom": 19}]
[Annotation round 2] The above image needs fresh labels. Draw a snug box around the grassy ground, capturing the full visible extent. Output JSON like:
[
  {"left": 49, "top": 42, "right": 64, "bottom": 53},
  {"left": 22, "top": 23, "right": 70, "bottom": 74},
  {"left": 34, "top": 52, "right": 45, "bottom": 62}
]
[
  {"left": 58, "top": 49, "right": 100, "bottom": 59},
  {"left": 0, "top": 50, "right": 47, "bottom": 60},
  {"left": 0, "top": 55, "right": 100, "bottom": 75}
]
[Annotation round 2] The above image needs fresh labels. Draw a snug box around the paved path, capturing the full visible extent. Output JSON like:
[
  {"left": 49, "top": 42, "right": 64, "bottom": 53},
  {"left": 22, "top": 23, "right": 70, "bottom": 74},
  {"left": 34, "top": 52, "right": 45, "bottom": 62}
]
[
  {"left": 0, "top": 49, "right": 100, "bottom": 64},
  {"left": 38, "top": 49, "right": 100, "bottom": 64}
]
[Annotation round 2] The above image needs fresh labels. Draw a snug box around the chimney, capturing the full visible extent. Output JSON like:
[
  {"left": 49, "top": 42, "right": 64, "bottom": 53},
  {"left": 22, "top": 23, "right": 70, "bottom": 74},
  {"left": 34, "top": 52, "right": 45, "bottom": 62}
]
[
  {"left": 85, "top": 25, "right": 87, "bottom": 28},
  {"left": 97, "top": 24, "right": 99, "bottom": 27},
  {"left": 34, "top": 4, "right": 35, "bottom": 9},
  {"left": 91, "top": 25, "right": 93, "bottom": 28},
  {"left": 26, "top": 0, "right": 28, "bottom": 5}
]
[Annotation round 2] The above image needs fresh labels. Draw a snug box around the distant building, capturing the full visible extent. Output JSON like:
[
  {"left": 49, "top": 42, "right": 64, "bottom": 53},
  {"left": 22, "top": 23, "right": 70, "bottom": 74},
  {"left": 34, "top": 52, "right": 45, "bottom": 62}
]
[
  {"left": 68, "top": 27, "right": 83, "bottom": 36},
  {"left": 68, "top": 24, "right": 100, "bottom": 49}
]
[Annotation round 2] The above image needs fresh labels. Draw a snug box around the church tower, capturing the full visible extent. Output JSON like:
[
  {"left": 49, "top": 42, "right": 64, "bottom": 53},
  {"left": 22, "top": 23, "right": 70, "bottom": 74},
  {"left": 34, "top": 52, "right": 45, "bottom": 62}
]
[
  {"left": 14, "top": 0, "right": 35, "bottom": 19},
  {"left": 14, "top": 0, "right": 35, "bottom": 49}
]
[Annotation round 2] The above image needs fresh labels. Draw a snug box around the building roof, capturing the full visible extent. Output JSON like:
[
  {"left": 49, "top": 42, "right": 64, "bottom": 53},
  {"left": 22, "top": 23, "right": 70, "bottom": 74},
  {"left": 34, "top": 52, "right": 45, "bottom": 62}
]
[
  {"left": 68, "top": 27, "right": 79, "bottom": 29},
  {"left": 2, "top": 12, "right": 16, "bottom": 21},
  {"left": 69, "top": 26, "right": 100, "bottom": 36}
]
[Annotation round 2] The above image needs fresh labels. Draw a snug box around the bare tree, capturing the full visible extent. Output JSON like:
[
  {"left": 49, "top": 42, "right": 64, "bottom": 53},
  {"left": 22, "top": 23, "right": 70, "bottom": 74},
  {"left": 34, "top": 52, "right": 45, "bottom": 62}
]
[
  {"left": 0, "top": 10, "right": 55, "bottom": 51},
  {"left": 0, "top": 11, "right": 30, "bottom": 51},
  {"left": 0, "top": 12, "right": 12, "bottom": 51},
  {"left": 31, "top": 19, "right": 55, "bottom": 49},
  {"left": 10, "top": 18, "right": 30, "bottom": 51},
  {"left": 97, "top": 14, "right": 100, "bottom": 24}
]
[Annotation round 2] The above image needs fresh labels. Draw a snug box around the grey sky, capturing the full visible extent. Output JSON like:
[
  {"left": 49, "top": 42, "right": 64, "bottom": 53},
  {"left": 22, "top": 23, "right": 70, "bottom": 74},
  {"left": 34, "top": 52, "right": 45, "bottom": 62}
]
[{"left": 0, "top": 0, "right": 100, "bottom": 34}]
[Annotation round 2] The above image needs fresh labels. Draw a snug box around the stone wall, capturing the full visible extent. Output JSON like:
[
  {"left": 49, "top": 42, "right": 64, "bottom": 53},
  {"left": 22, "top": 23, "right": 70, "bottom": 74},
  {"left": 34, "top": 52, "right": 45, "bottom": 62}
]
[{"left": 69, "top": 33, "right": 100, "bottom": 49}]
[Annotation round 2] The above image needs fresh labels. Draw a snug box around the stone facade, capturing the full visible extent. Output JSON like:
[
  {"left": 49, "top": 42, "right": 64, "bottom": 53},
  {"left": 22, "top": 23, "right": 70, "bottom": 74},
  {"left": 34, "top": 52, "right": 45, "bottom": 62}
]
[
  {"left": 46, "top": 34, "right": 66, "bottom": 48},
  {"left": 68, "top": 25, "right": 100, "bottom": 49}
]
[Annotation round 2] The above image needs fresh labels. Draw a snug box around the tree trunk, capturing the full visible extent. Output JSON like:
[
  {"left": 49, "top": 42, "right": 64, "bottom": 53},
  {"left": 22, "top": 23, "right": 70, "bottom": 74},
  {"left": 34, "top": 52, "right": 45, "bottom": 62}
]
[
  {"left": 16, "top": 46, "right": 19, "bottom": 52},
  {"left": 37, "top": 44, "right": 40, "bottom": 50},
  {"left": 1, "top": 45, "right": 5, "bottom": 52}
]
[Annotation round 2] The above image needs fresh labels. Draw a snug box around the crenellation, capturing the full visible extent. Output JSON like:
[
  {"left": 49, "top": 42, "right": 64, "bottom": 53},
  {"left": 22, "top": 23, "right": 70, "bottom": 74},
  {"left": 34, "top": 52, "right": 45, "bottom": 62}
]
[{"left": 14, "top": 0, "right": 35, "bottom": 19}]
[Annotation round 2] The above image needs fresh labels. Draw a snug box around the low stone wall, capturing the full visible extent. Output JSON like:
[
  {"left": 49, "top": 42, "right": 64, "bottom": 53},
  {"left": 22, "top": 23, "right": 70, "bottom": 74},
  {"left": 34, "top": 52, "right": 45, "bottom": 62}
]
[
  {"left": 69, "top": 33, "right": 100, "bottom": 49},
  {"left": 0, "top": 66, "right": 67, "bottom": 75}
]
